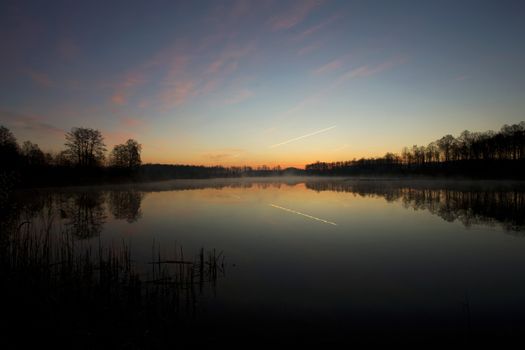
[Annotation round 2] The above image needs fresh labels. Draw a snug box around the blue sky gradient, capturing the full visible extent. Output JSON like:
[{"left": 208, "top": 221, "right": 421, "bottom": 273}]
[{"left": 1, "top": 0, "right": 524, "bottom": 167}]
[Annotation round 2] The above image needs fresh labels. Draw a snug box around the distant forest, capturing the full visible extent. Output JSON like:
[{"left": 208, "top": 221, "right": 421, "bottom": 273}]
[
  {"left": 0, "top": 125, "right": 299, "bottom": 189},
  {"left": 306, "top": 122, "right": 525, "bottom": 178},
  {"left": 0, "top": 121, "right": 524, "bottom": 190}
]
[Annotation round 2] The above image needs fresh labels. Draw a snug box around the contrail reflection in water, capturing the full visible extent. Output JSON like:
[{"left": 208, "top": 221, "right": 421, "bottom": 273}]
[{"left": 269, "top": 204, "right": 337, "bottom": 226}]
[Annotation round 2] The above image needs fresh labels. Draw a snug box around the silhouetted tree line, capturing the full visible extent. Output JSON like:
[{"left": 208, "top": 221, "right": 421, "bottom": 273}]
[
  {"left": 306, "top": 122, "right": 525, "bottom": 178},
  {"left": 3, "top": 121, "right": 524, "bottom": 188},
  {"left": 139, "top": 164, "right": 302, "bottom": 182},
  {"left": 0, "top": 125, "right": 144, "bottom": 187},
  {"left": 1, "top": 126, "right": 305, "bottom": 187}
]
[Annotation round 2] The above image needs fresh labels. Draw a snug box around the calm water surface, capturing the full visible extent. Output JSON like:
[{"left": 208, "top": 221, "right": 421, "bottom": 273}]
[{"left": 7, "top": 177, "right": 525, "bottom": 337}]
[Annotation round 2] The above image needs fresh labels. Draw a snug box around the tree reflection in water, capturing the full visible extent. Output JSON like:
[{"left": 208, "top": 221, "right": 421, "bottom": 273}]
[
  {"left": 108, "top": 190, "right": 144, "bottom": 223},
  {"left": 306, "top": 180, "right": 525, "bottom": 232},
  {"left": 57, "top": 189, "right": 146, "bottom": 238},
  {"left": 59, "top": 192, "right": 107, "bottom": 239},
  {"left": 3, "top": 180, "right": 524, "bottom": 239}
]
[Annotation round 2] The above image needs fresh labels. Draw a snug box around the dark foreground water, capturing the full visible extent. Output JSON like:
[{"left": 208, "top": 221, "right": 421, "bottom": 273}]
[{"left": 2, "top": 177, "right": 525, "bottom": 345}]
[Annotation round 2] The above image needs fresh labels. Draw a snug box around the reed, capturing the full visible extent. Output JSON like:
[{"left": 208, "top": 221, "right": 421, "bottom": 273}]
[{"left": 0, "top": 217, "right": 225, "bottom": 346}]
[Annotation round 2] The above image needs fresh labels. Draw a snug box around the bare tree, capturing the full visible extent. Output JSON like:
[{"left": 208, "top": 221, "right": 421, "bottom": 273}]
[
  {"left": 110, "top": 139, "right": 142, "bottom": 169},
  {"left": 21, "top": 141, "right": 46, "bottom": 166},
  {"left": 437, "top": 135, "right": 455, "bottom": 162},
  {"left": 64, "top": 127, "right": 106, "bottom": 167}
]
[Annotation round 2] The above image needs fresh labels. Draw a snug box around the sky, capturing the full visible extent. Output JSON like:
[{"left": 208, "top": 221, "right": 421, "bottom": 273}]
[{"left": 1, "top": 0, "right": 524, "bottom": 168}]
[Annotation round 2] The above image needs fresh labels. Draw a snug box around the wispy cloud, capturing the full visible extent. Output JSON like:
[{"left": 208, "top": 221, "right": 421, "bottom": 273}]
[
  {"left": 207, "top": 59, "right": 225, "bottom": 75},
  {"left": 312, "top": 58, "right": 344, "bottom": 75},
  {"left": 25, "top": 69, "right": 54, "bottom": 87},
  {"left": 202, "top": 148, "right": 244, "bottom": 161},
  {"left": 278, "top": 57, "right": 405, "bottom": 120},
  {"left": 157, "top": 54, "right": 197, "bottom": 109},
  {"left": 57, "top": 36, "right": 80, "bottom": 61},
  {"left": 297, "top": 42, "right": 322, "bottom": 55},
  {"left": 120, "top": 117, "right": 145, "bottom": 129},
  {"left": 230, "top": 0, "right": 250, "bottom": 18},
  {"left": 269, "top": 125, "right": 336, "bottom": 148},
  {"left": 299, "top": 14, "right": 340, "bottom": 38},
  {"left": 0, "top": 109, "right": 63, "bottom": 135},
  {"left": 455, "top": 75, "right": 469, "bottom": 81},
  {"left": 268, "top": 0, "right": 324, "bottom": 31},
  {"left": 161, "top": 80, "right": 196, "bottom": 109},
  {"left": 155, "top": 43, "right": 255, "bottom": 110},
  {"left": 103, "top": 130, "right": 139, "bottom": 147},
  {"left": 111, "top": 93, "right": 126, "bottom": 105},
  {"left": 336, "top": 57, "right": 406, "bottom": 84},
  {"left": 107, "top": 31, "right": 256, "bottom": 110},
  {"left": 111, "top": 71, "right": 146, "bottom": 105},
  {"left": 205, "top": 43, "right": 255, "bottom": 76}
]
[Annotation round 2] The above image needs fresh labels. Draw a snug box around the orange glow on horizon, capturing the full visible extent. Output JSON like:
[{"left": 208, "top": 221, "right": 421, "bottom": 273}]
[{"left": 141, "top": 151, "right": 394, "bottom": 169}]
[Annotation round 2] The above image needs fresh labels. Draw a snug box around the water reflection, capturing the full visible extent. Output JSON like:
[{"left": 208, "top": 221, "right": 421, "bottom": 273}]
[
  {"left": 58, "top": 192, "right": 106, "bottom": 239},
  {"left": 306, "top": 180, "right": 525, "bottom": 232},
  {"left": 108, "top": 190, "right": 144, "bottom": 223},
  {"left": 107, "top": 178, "right": 525, "bottom": 232},
  {"left": 3, "top": 178, "right": 525, "bottom": 344},
  {"left": 2, "top": 179, "right": 524, "bottom": 237},
  {"left": 0, "top": 188, "right": 146, "bottom": 240}
]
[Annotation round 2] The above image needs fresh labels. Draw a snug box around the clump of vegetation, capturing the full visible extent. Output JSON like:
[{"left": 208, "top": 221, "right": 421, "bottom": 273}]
[{"left": 0, "top": 219, "right": 224, "bottom": 347}]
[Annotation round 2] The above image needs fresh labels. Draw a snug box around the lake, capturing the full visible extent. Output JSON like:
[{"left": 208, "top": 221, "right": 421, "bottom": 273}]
[{"left": 3, "top": 177, "right": 525, "bottom": 344}]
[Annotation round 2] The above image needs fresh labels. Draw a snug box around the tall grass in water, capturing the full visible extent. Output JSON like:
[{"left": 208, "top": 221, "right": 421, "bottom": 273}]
[{"left": 0, "top": 217, "right": 225, "bottom": 347}]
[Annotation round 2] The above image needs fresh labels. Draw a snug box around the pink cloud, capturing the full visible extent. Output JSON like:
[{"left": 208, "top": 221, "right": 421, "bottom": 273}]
[
  {"left": 312, "top": 58, "right": 344, "bottom": 75},
  {"left": 107, "top": 47, "right": 189, "bottom": 107},
  {"left": 337, "top": 57, "right": 406, "bottom": 83},
  {"left": 0, "top": 109, "right": 63, "bottom": 135},
  {"left": 207, "top": 42, "right": 255, "bottom": 74},
  {"left": 120, "top": 117, "right": 145, "bottom": 129},
  {"left": 161, "top": 80, "right": 196, "bottom": 110},
  {"left": 207, "top": 58, "right": 225, "bottom": 74},
  {"left": 279, "top": 57, "right": 406, "bottom": 118},
  {"left": 103, "top": 129, "right": 142, "bottom": 148},
  {"left": 156, "top": 55, "right": 198, "bottom": 109},
  {"left": 138, "top": 99, "right": 151, "bottom": 108},
  {"left": 155, "top": 43, "right": 254, "bottom": 110},
  {"left": 300, "top": 14, "right": 340, "bottom": 37},
  {"left": 25, "top": 69, "right": 53, "bottom": 87},
  {"left": 108, "top": 37, "right": 255, "bottom": 111},
  {"left": 111, "top": 71, "right": 146, "bottom": 105},
  {"left": 201, "top": 148, "right": 245, "bottom": 161},
  {"left": 230, "top": 0, "right": 250, "bottom": 18},
  {"left": 268, "top": 0, "right": 324, "bottom": 31},
  {"left": 121, "top": 73, "right": 144, "bottom": 88},
  {"left": 297, "top": 42, "right": 322, "bottom": 55},
  {"left": 199, "top": 79, "right": 220, "bottom": 95},
  {"left": 165, "top": 55, "right": 190, "bottom": 80},
  {"left": 455, "top": 75, "right": 469, "bottom": 81},
  {"left": 57, "top": 36, "right": 80, "bottom": 61},
  {"left": 111, "top": 93, "right": 126, "bottom": 105}
]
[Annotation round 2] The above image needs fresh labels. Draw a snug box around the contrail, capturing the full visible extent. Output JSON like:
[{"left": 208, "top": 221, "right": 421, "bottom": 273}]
[
  {"left": 269, "top": 125, "right": 336, "bottom": 148},
  {"left": 269, "top": 204, "right": 337, "bottom": 226}
]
